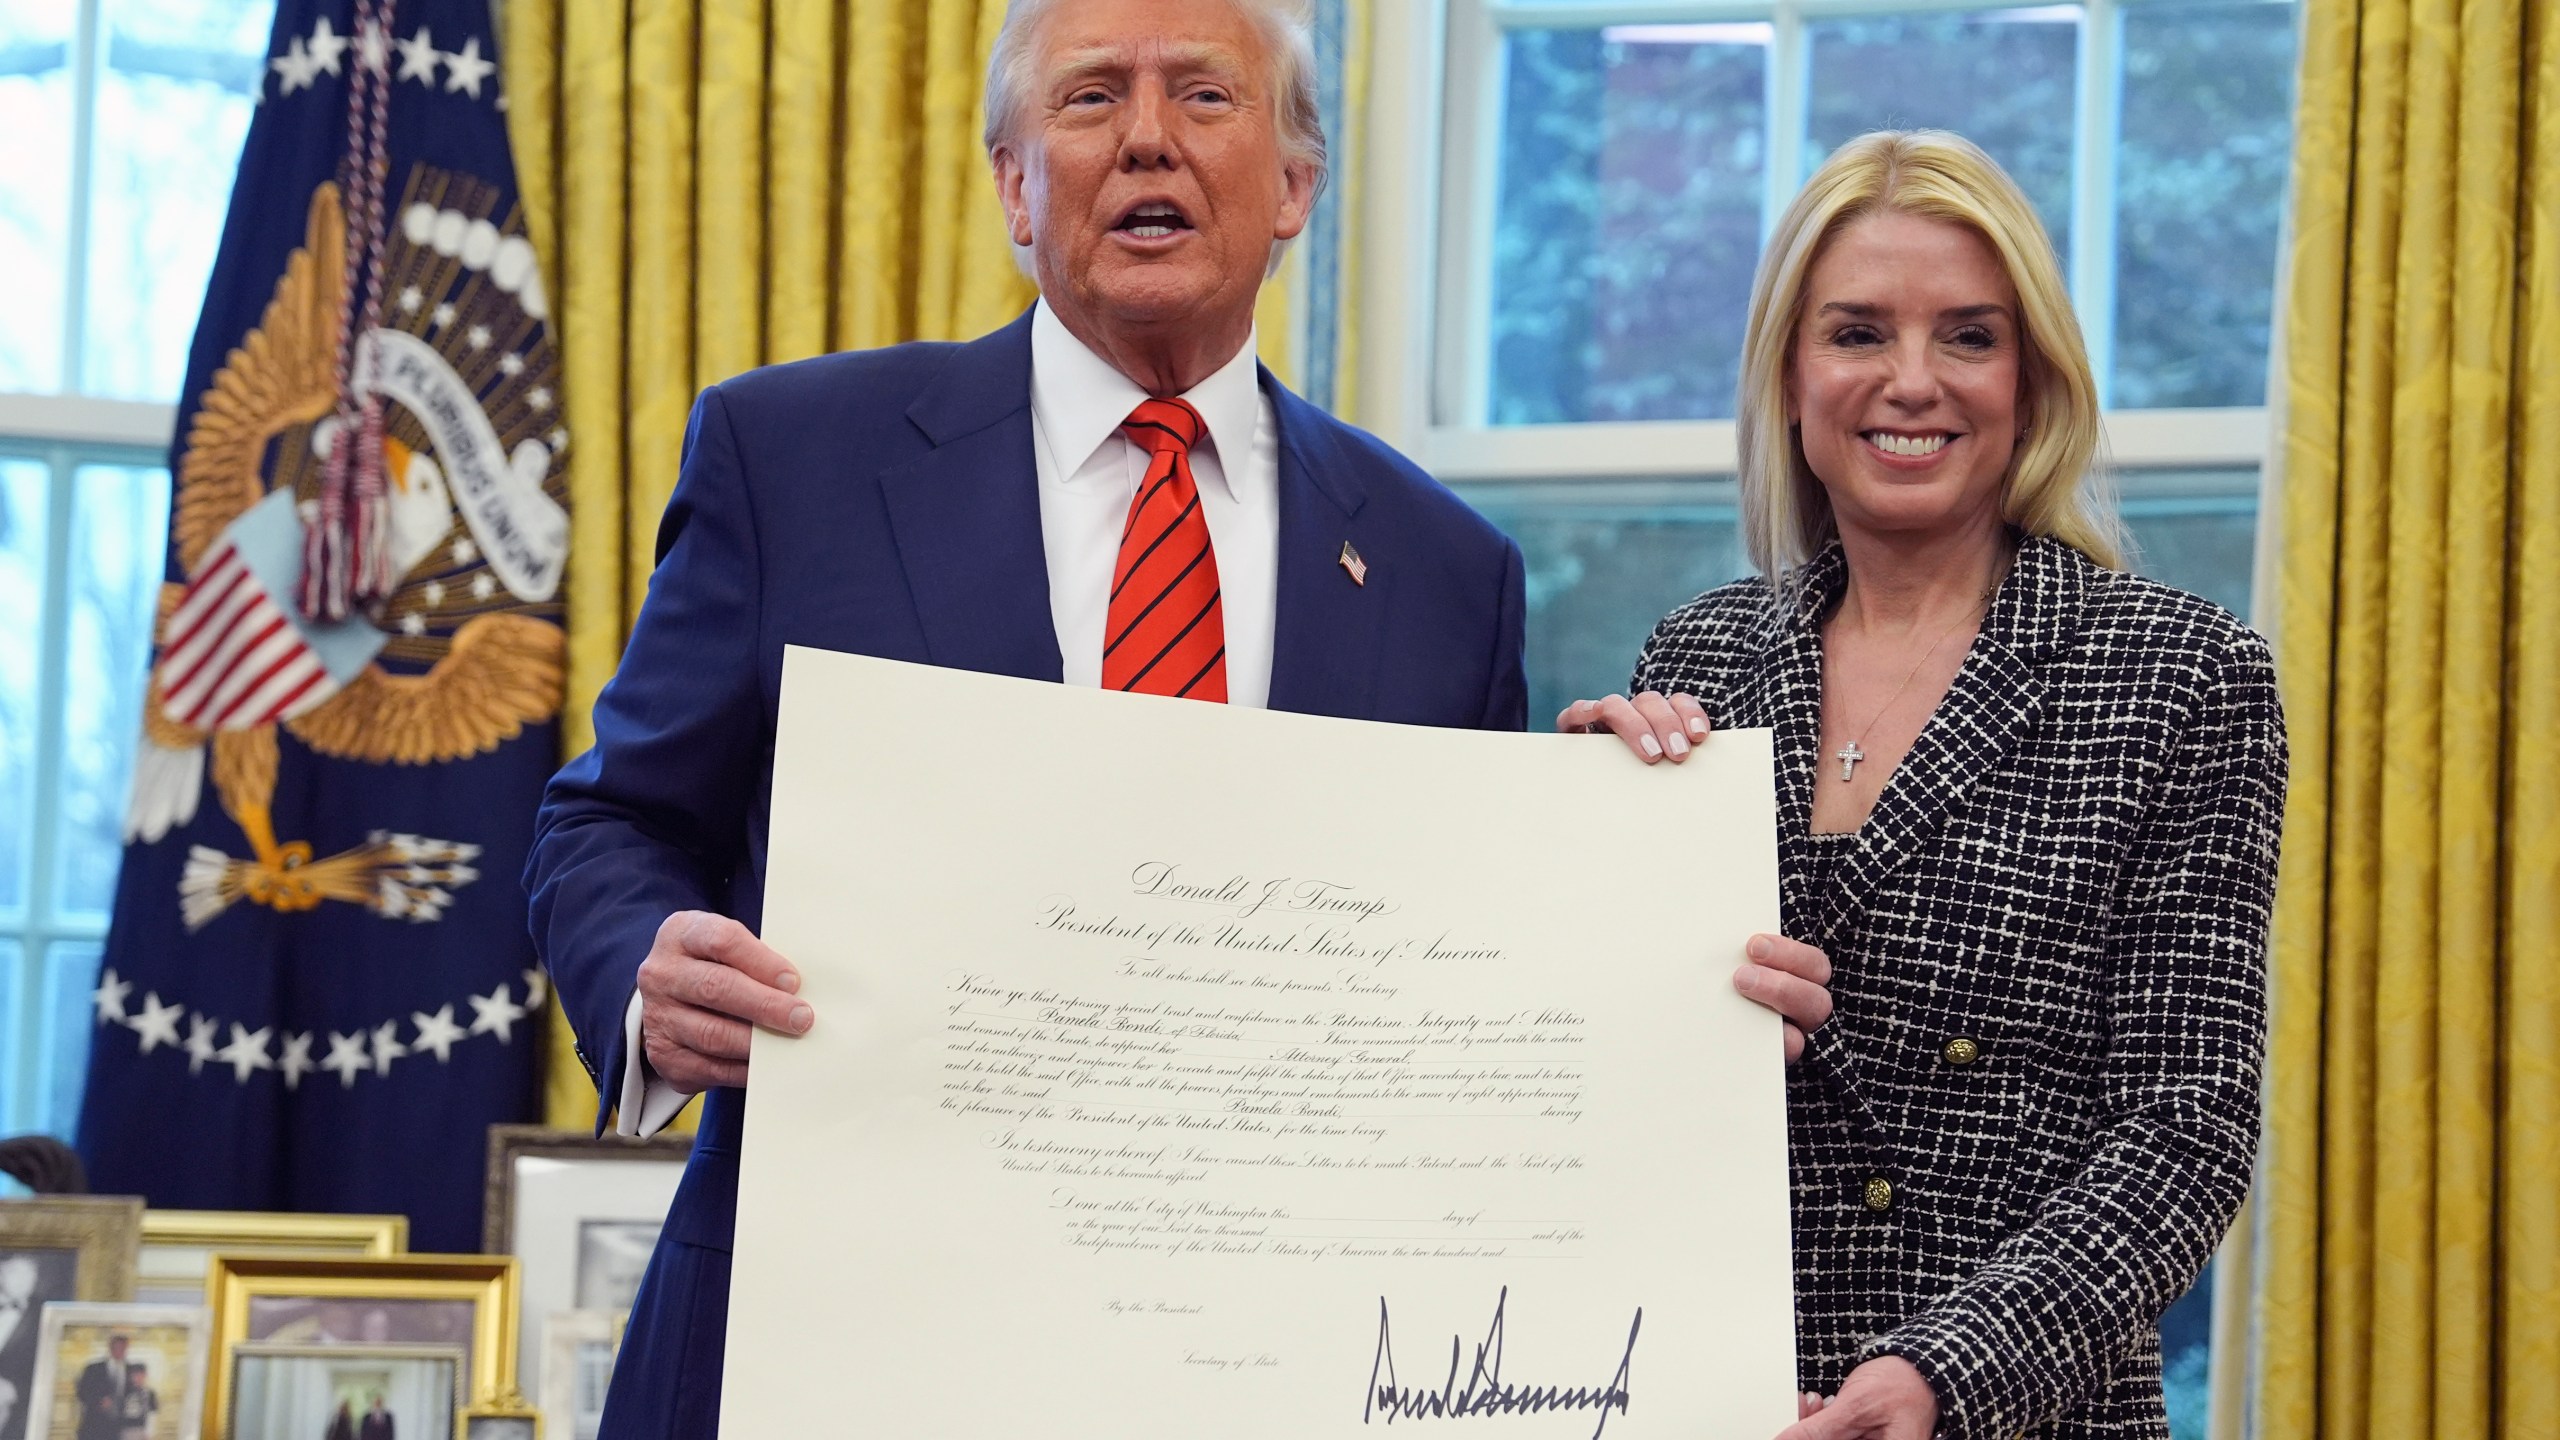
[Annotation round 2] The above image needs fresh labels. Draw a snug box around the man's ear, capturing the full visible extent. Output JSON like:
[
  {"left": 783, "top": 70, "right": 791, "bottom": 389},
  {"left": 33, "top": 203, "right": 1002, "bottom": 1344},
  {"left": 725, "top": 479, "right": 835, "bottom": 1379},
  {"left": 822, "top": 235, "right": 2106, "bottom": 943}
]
[
  {"left": 991, "top": 146, "right": 1037, "bottom": 249},
  {"left": 1272, "top": 158, "right": 1317, "bottom": 243}
]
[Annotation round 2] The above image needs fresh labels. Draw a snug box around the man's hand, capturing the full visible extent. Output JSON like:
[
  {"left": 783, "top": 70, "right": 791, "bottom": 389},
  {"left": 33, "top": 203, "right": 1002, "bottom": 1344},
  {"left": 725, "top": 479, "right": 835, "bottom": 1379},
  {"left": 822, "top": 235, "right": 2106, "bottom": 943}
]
[
  {"left": 636, "top": 911, "right": 813, "bottom": 1094},
  {"left": 1776, "top": 1357, "right": 1938, "bottom": 1439},
  {"left": 1738, "top": 933, "right": 1834, "bottom": 1064}
]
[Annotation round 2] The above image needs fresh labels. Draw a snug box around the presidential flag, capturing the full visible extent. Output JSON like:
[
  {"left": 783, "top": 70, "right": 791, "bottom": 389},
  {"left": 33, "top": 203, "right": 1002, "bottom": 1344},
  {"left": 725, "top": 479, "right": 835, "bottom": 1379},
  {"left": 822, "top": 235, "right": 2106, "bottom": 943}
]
[{"left": 78, "top": 0, "right": 566, "bottom": 1251}]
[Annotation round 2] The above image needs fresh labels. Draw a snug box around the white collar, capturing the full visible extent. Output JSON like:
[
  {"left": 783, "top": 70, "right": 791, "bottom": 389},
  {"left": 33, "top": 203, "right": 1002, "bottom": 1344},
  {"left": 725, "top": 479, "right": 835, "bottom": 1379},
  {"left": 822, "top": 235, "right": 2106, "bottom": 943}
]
[{"left": 1030, "top": 299, "right": 1264, "bottom": 498}]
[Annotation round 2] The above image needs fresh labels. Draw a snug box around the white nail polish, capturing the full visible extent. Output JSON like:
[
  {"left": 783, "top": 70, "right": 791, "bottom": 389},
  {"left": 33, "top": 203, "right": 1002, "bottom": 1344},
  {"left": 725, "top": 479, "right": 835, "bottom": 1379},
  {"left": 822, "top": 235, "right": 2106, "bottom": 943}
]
[
  {"left": 1689, "top": 717, "right": 1708, "bottom": 739},
  {"left": 1640, "top": 734, "right": 1662, "bottom": 758},
  {"left": 1667, "top": 733, "right": 1689, "bottom": 757}
]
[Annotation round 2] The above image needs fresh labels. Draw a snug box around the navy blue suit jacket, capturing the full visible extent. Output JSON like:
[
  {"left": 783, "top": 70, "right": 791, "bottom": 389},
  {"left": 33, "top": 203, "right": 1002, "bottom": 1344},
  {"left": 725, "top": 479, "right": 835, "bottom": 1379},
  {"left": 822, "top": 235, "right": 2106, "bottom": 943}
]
[{"left": 525, "top": 311, "right": 1525, "bottom": 1434}]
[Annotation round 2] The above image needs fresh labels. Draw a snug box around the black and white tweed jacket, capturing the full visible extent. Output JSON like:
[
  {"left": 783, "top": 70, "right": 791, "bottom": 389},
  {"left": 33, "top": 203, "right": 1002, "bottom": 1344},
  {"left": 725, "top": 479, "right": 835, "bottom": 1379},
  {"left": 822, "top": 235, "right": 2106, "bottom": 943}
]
[{"left": 1629, "top": 534, "right": 2286, "bottom": 1439}]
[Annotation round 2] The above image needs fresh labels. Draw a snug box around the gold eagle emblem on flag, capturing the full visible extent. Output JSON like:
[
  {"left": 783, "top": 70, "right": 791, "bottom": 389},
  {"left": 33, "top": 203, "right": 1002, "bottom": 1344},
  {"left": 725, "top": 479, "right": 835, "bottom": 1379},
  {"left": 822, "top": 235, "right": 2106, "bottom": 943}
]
[{"left": 130, "top": 171, "right": 568, "bottom": 929}]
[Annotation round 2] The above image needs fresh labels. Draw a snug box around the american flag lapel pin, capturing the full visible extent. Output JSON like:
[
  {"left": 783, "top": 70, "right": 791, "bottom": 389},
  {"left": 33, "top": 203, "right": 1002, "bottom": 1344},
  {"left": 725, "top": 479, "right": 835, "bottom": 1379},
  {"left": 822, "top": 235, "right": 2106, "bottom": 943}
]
[{"left": 1339, "top": 541, "right": 1368, "bottom": 586}]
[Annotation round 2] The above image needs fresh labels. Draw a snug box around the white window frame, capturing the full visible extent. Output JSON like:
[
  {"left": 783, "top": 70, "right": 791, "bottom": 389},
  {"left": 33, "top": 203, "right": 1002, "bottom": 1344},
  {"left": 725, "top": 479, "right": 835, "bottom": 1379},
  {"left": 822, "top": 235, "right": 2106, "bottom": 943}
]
[
  {"left": 1, "top": 0, "right": 186, "bottom": 1141},
  {"left": 1356, "top": 0, "right": 2278, "bottom": 484},
  {"left": 15, "top": 0, "right": 188, "bottom": 448},
  {"left": 0, "top": 430, "right": 171, "bottom": 1141},
  {"left": 0, "top": 406, "right": 177, "bottom": 1153}
]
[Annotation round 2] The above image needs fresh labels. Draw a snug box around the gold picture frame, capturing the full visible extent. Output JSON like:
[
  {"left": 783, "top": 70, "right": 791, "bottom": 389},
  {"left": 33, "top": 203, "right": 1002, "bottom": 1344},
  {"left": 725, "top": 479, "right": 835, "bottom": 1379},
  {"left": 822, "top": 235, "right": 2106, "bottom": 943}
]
[
  {"left": 457, "top": 1389, "right": 542, "bottom": 1439},
  {"left": 138, "top": 1210, "right": 408, "bottom": 1307},
  {"left": 0, "top": 1194, "right": 144, "bottom": 1301},
  {"left": 203, "top": 1254, "right": 520, "bottom": 1438}
]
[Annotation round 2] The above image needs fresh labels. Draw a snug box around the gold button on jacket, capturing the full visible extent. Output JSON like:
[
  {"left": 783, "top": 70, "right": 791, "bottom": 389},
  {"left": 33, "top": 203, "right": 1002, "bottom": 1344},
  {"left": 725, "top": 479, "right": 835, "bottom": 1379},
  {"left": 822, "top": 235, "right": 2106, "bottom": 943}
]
[
  {"left": 1943, "top": 1037, "right": 1981, "bottom": 1066},
  {"left": 1863, "top": 1177, "right": 1895, "bottom": 1212}
]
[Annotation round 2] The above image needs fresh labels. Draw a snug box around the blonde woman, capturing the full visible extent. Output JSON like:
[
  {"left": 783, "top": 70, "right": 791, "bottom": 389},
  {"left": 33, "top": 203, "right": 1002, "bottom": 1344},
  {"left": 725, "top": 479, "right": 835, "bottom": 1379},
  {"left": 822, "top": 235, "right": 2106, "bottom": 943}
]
[{"left": 1563, "top": 131, "right": 2287, "bottom": 1439}]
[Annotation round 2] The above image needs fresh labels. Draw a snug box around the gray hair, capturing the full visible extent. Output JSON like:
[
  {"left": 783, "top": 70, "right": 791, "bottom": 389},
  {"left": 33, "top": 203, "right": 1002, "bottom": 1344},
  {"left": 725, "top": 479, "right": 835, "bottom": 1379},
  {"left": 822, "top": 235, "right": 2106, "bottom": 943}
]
[{"left": 983, "top": 0, "right": 1331, "bottom": 200}]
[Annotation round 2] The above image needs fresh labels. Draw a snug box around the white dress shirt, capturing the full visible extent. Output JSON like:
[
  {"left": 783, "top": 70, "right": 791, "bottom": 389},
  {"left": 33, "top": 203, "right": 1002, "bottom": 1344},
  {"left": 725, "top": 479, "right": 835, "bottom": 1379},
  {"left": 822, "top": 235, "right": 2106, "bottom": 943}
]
[{"left": 616, "top": 301, "right": 1282, "bottom": 1135}]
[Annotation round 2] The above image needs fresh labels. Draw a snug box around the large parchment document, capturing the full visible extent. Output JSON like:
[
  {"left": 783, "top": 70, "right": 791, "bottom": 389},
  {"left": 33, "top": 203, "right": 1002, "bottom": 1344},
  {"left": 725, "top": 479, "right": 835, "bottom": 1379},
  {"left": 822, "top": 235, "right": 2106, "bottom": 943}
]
[{"left": 723, "top": 650, "right": 1797, "bottom": 1438}]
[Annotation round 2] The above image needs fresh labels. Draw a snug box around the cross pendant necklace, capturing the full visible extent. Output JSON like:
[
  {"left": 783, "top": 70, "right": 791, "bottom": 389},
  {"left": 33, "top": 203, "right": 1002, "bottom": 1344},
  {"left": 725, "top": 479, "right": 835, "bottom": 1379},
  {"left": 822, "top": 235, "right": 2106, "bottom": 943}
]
[{"left": 1826, "top": 569, "right": 2002, "bottom": 787}]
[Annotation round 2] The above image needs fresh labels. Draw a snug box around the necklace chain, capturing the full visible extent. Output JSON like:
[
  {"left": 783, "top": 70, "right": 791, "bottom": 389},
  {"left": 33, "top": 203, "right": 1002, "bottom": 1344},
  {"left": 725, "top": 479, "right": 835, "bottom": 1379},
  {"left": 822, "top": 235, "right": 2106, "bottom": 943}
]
[{"left": 1828, "top": 569, "right": 2003, "bottom": 784}]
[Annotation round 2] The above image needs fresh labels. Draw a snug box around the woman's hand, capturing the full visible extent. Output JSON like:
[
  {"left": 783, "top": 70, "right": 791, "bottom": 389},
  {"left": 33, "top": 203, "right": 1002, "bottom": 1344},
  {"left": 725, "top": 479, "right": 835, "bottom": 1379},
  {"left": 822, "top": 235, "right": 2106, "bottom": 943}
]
[
  {"left": 1555, "top": 692, "right": 1710, "bottom": 764},
  {"left": 1739, "top": 934, "right": 1833, "bottom": 1064},
  {"left": 1776, "top": 1357, "right": 1938, "bottom": 1439}
]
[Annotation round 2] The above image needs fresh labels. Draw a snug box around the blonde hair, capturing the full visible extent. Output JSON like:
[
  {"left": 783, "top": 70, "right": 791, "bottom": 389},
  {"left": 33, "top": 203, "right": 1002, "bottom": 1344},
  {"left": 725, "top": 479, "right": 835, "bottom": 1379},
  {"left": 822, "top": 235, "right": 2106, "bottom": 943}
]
[{"left": 1734, "top": 129, "right": 2124, "bottom": 577}]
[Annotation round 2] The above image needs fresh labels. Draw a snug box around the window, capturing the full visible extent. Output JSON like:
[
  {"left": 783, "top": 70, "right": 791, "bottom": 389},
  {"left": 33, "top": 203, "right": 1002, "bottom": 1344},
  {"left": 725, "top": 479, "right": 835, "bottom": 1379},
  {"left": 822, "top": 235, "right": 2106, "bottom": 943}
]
[
  {"left": 1359, "top": 0, "right": 2300, "bottom": 771},
  {"left": 0, "top": 0, "right": 272, "bottom": 1153},
  {"left": 1443, "top": 0, "right": 2298, "bottom": 430},
  {"left": 1355, "top": 3, "right": 2300, "bottom": 1432},
  {"left": 1360, "top": 0, "right": 2300, "bottom": 695}
]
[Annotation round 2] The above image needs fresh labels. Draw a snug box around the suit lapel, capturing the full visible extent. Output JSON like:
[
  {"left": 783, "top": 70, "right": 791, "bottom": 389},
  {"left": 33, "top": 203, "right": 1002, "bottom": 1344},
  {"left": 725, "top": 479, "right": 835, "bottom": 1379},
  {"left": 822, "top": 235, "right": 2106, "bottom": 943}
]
[
  {"left": 1741, "top": 554, "right": 1887, "bottom": 1138},
  {"left": 875, "top": 310, "right": 1064, "bottom": 684},
  {"left": 1759, "top": 628, "right": 1827, "bottom": 935},
  {"left": 1817, "top": 640, "right": 2049, "bottom": 939},
  {"left": 1721, "top": 551, "right": 1837, "bottom": 941},
  {"left": 1816, "top": 535, "right": 2086, "bottom": 939},
  {"left": 1263, "top": 375, "right": 1384, "bottom": 719}
]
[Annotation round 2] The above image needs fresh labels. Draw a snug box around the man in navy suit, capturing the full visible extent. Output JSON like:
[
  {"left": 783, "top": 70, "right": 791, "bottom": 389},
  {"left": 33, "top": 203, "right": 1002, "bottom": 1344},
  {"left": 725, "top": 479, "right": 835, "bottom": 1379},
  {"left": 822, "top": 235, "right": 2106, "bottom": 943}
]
[
  {"left": 71, "top": 1334, "right": 132, "bottom": 1440},
  {"left": 526, "top": 0, "right": 1525, "bottom": 1432}
]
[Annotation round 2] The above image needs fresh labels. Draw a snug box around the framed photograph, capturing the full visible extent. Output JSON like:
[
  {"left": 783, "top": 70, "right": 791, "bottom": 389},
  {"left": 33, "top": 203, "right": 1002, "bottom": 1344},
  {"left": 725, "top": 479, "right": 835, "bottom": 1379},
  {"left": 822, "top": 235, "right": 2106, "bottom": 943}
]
[
  {"left": 1, "top": 1197, "right": 145, "bottom": 1435},
  {"left": 533, "top": 1312, "right": 622, "bottom": 1440},
  {"left": 223, "top": 1343, "right": 461, "bottom": 1440},
  {"left": 565, "top": 1226, "right": 650, "bottom": 1316},
  {"left": 480, "top": 1129, "right": 683, "bottom": 1398},
  {"left": 136, "top": 1214, "right": 406, "bottom": 1310},
  {"left": 22, "top": 1303, "right": 208, "bottom": 1440},
  {"left": 203, "top": 1256, "right": 518, "bottom": 1432}
]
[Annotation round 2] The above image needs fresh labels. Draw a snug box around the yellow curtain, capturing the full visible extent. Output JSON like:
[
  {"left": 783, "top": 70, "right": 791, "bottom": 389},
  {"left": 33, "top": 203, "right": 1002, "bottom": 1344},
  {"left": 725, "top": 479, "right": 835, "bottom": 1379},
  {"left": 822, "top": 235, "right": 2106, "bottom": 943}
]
[
  {"left": 2258, "top": 0, "right": 2557, "bottom": 1432},
  {"left": 501, "top": 0, "right": 1305, "bottom": 1131},
  {"left": 1329, "top": 0, "right": 1373, "bottom": 423}
]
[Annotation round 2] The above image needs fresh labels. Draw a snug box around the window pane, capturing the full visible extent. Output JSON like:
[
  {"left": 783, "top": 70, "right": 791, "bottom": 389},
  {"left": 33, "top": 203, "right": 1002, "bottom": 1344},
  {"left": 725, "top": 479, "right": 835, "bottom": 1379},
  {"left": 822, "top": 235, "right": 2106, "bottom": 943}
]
[
  {"left": 1489, "top": 27, "right": 1767, "bottom": 425},
  {"left": 0, "top": 0, "right": 74, "bottom": 390},
  {"left": 2161, "top": 1259, "right": 2214, "bottom": 1438},
  {"left": 0, "top": 938, "right": 19, "bottom": 1136},
  {"left": 1454, "top": 472, "right": 2257, "bottom": 727},
  {"left": 1453, "top": 479, "right": 1748, "bottom": 726},
  {"left": 2121, "top": 470, "right": 2259, "bottom": 618},
  {"left": 2111, "top": 0, "right": 2299, "bottom": 407},
  {"left": 82, "top": 0, "right": 272, "bottom": 402},
  {"left": 56, "top": 463, "right": 170, "bottom": 918},
  {"left": 0, "top": 458, "right": 49, "bottom": 915},
  {"left": 1804, "top": 8, "right": 2082, "bottom": 259},
  {"left": 40, "top": 939, "right": 102, "bottom": 1137}
]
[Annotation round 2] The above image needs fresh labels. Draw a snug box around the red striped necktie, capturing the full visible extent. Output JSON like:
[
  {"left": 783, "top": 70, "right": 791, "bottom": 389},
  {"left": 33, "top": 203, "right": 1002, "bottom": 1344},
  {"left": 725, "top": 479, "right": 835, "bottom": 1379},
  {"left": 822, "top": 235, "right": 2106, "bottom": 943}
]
[{"left": 1104, "top": 397, "right": 1226, "bottom": 702}]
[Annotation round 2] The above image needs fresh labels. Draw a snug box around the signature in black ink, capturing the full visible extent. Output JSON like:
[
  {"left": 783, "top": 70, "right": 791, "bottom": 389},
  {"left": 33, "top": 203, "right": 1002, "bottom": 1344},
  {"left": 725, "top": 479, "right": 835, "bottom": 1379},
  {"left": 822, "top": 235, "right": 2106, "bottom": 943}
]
[{"left": 1364, "top": 1287, "right": 1639, "bottom": 1439}]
